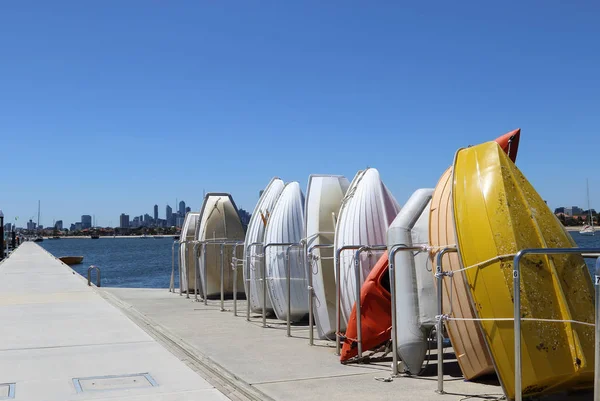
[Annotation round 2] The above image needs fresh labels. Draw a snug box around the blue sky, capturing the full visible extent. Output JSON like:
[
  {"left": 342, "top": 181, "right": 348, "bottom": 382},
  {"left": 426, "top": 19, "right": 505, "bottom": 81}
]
[{"left": 1, "top": 1, "right": 598, "bottom": 227}]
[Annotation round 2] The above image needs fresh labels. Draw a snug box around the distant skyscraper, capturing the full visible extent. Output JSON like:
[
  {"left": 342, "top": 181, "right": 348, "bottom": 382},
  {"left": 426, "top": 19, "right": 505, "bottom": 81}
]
[
  {"left": 153, "top": 204, "right": 158, "bottom": 221},
  {"left": 55, "top": 220, "right": 63, "bottom": 230},
  {"left": 120, "top": 213, "right": 130, "bottom": 228},
  {"left": 166, "top": 205, "right": 173, "bottom": 224},
  {"left": 179, "top": 200, "right": 186, "bottom": 216},
  {"left": 143, "top": 214, "right": 152, "bottom": 226},
  {"left": 81, "top": 215, "right": 92, "bottom": 229},
  {"left": 185, "top": 206, "right": 191, "bottom": 214}
]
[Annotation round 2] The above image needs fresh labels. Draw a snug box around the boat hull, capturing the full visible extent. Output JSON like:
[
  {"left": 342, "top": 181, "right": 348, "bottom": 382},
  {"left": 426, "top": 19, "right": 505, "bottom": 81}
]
[
  {"left": 429, "top": 167, "right": 495, "bottom": 380},
  {"left": 334, "top": 168, "right": 400, "bottom": 325},
  {"left": 196, "top": 194, "right": 245, "bottom": 299},
  {"left": 305, "top": 175, "right": 350, "bottom": 339},
  {"left": 453, "top": 142, "right": 595, "bottom": 399},
  {"left": 58, "top": 256, "right": 84, "bottom": 265},
  {"left": 341, "top": 252, "right": 391, "bottom": 362},
  {"left": 243, "top": 178, "right": 284, "bottom": 314},
  {"left": 180, "top": 212, "right": 201, "bottom": 295},
  {"left": 264, "top": 182, "right": 308, "bottom": 322}
]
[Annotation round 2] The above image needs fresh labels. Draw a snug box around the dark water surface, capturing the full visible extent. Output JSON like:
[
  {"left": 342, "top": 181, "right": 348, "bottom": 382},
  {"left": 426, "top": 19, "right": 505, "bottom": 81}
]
[
  {"left": 39, "top": 233, "right": 600, "bottom": 289},
  {"left": 40, "top": 237, "right": 178, "bottom": 288}
]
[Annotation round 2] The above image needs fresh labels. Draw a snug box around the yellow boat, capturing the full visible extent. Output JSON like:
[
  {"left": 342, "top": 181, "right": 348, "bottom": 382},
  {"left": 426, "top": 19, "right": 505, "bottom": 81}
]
[
  {"left": 453, "top": 141, "right": 594, "bottom": 399},
  {"left": 430, "top": 167, "right": 494, "bottom": 380}
]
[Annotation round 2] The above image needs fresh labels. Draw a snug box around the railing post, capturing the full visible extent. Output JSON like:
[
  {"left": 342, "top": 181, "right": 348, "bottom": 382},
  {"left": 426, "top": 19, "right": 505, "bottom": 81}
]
[
  {"left": 262, "top": 242, "right": 295, "bottom": 328},
  {"left": 203, "top": 243, "right": 208, "bottom": 305},
  {"left": 284, "top": 243, "right": 303, "bottom": 337},
  {"left": 232, "top": 242, "right": 244, "bottom": 317},
  {"left": 170, "top": 241, "right": 176, "bottom": 293},
  {"left": 245, "top": 243, "right": 263, "bottom": 321},
  {"left": 388, "top": 244, "right": 404, "bottom": 376},
  {"left": 193, "top": 241, "right": 201, "bottom": 302},
  {"left": 513, "top": 250, "right": 524, "bottom": 401},
  {"left": 306, "top": 244, "right": 335, "bottom": 346},
  {"left": 353, "top": 246, "right": 387, "bottom": 359},
  {"left": 180, "top": 241, "right": 187, "bottom": 299},
  {"left": 220, "top": 243, "right": 225, "bottom": 312},
  {"left": 334, "top": 245, "right": 371, "bottom": 356},
  {"left": 435, "top": 247, "right": 456, "bottom": 394}
]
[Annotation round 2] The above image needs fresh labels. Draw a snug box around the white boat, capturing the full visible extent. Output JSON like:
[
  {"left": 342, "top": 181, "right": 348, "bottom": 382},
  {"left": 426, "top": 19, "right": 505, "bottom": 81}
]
[
  {"left": 196, "top": 193, "right": 246, "bottom": 299},
  {"left": 387, "top": 188, "right": 436, "bottom": 375},
  {"left": 334, "top": 168, "right": 401, "bottom": 325},
  {"left": 264, "top": 182, "right": 308, "bottom": 322},
  {"left": 580, "top": 179, "right": 595, "bottom": 236},
  {"left": 243, "top": 178, "right": 285, "bottom": 314},
  {"left": 179, "top": 212, "right": 201, "bottom": 295},
  {"left": 305, "top": 174, "right": 350, "bottom": 339}
]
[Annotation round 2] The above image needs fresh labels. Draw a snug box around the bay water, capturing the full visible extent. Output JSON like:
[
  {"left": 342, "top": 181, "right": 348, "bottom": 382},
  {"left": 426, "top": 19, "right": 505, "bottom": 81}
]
[{"left": 40, "top": 233, "right": 600, "bottom": 289}]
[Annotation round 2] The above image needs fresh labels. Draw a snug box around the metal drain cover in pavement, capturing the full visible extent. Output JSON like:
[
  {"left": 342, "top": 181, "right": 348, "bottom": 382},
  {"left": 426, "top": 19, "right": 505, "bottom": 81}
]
[
  {"left": 0, "top": 383, "right": 15, "bottom": 400},
  {"left": 73, "top": 373, "right": 157, "bottom": 393}
]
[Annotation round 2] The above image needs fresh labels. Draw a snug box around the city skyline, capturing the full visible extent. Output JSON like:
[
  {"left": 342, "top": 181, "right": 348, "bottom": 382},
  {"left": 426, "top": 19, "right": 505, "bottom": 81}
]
[{"left": 14, "top": 200, "right": 197, "bottom": 230}]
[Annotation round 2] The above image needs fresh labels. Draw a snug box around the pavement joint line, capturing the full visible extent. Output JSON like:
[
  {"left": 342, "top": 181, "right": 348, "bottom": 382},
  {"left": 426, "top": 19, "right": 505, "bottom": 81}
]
[
  {"left": 250, "top": 370, "right": 386, "bottom": 386},
  {"left": 0, "top": 340, "right": 155, "bottom": 353},
  {"left": 97, "top": 287, "right": 275, "bottom": 401}
]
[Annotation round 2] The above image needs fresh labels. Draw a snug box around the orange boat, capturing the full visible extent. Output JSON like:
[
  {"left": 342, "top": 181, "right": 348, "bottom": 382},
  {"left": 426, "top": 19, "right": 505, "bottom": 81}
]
[
  {"left": 341, "top": 129, "right": 521, "bottom": 368},
  {"left": 340, "top": 252, "right": 390, "bottom": 362},
  {"left": 429, "top": 128, "right": 520, "bottom": 380}
]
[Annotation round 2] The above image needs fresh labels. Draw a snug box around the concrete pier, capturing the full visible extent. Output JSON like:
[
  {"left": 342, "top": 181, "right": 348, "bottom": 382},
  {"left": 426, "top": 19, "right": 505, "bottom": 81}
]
[
  {"left": 0, "top": 243, "right": 229, "bottom": 401},
  {"left": 2, "top": 243, "right": 592, "bottom": 401},
  {"left": 99, "top": 292, "right": 501, "bottom": 401}
]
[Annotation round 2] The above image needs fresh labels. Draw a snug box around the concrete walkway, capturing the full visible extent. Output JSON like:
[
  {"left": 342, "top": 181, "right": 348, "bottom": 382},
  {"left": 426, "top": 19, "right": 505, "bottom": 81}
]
[
  {"left": 0, "top": 243, "right": 229, "bottom": 401},
  {"left": 101, "top": 288, "right": 507, "bottom": 401}
]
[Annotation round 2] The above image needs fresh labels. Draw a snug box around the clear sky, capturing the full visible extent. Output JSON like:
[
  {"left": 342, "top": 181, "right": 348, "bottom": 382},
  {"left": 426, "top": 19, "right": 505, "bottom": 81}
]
[{"left": 1, "top": 1, "right": 598, "bottom": 227}]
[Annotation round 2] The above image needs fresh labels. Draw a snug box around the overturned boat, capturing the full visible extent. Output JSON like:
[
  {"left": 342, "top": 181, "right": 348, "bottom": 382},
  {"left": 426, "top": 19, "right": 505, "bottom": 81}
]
[
  {"left": 264, "top": 182, "right": 308, "bottom": 322},
  {"left": 179, "top": 212, "right": 201, "bottom": 295},
  {"left": 334, "top": 168, "right": 400, "bottom": 325},
  {"left": 244, "top": 178, "right": 285, "bottom": 314},
  {"left": 305, "top": 174, "right": 350, "bottom": 339},
  {"left": 196, "top": 193, "right": 245, "bottom": 299}
]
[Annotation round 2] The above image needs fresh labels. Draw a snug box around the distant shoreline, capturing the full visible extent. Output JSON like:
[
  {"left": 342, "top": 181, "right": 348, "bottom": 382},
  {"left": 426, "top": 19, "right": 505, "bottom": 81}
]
[
  {"left": 42, "top": 235, "right": 179, "bottom": 239},
  {"left": 563, "top": 226, "right": 595, "bottom": 232}
]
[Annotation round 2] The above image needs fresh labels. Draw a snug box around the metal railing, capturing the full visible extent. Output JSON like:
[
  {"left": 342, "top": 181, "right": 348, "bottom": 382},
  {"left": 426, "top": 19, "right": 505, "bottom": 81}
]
[
  {"left": 220, "top": 241, "right": 245, "bottom": 311},
  {"left": 335, "top": 245, "right": 365, "bottom": 355},
  {"left": 512, "top": 248, "right": 600, "bottom": 401},
  {"left": 196, "top": 239, "right": 243, "bottom": 308},
  {"left": 306, "top": 243, "right": 335, "bottom": 346},
  {"left": 193, "top": 241, "right": 202, "bottom": 302},
  {"left": 434, "top": 246, "right": 457, "bottom": 394},
  {"left": 352, "top": 246, "right": 387, "bottom": 358},
  {"left": 388, "top": 244, "right": 436, "bottom": 376},
  {"left": 285, "top": 243, "right": 305, "bottom": 337},
  {"left": 231, "top": 242, "right": 245, "bottom": 316},
  {"left": 87, "top": 265, "right": 101, "bottom": 287},
  {"left": 262, "top": 242, "right": 298, "bottom": 328},
  {"left": 334, "top": 244, "right": 386, "bottom": 356},
  {"left": 245, "top": 242, "right": 263, "bottom": 321},
  {"left": 169, "top": 240, "right": 180, "bottom": 293}
]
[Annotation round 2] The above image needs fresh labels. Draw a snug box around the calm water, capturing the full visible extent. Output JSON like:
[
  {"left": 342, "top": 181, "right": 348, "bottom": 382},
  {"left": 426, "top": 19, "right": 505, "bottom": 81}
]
[
  {"left": 40, "top": 237, "right": 179, "bottom": 288},
  {"left": 39, "top": 233, "right": 600, "bottom": 289}
]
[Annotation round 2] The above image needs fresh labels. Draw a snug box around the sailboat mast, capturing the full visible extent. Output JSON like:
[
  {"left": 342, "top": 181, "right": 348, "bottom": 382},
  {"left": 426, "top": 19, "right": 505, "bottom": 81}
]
[
  {"left": 37, "top": 200, "right": 40, "bottom": 232},
  {"left": 587, "top": 179, "right": 593, "bottom": 227}
]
